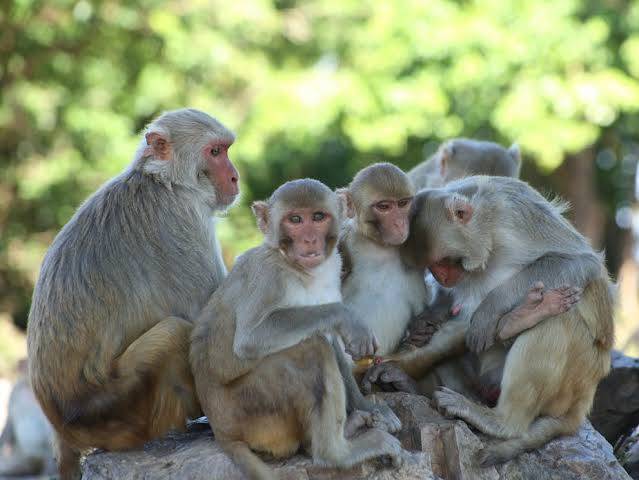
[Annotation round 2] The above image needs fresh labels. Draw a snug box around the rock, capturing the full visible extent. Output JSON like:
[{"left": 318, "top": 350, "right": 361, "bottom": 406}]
[
  {"left": 82, "top": 392, "right": 630, "bottom": 480},
  {"left": 590, "top": 350, "right": 639, "bottom": 445}
]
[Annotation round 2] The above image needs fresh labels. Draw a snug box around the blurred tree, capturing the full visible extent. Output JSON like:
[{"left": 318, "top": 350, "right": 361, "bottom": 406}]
[{"left": 1, "top": 0, "right": 638, "bottom": 329}]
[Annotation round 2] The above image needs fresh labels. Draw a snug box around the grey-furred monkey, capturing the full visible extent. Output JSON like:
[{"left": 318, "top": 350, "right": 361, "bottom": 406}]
[
  {"left": 338, "top": 163, "right": 429, "bottom": 356},
  {"left": 0, "top": 359, "right": 55, "bottom": 477},
  {"left": 190, "top": 179, "right": 405, "bottom": 480},
  {"left": 408, "top": 138, "right": 521, "bottom": 190},
  {"left": 390, "top": 176, "right": 613, "bottom": 465},
  {"left": 27, "top": 108, "right": 240, "bottom": 479}
]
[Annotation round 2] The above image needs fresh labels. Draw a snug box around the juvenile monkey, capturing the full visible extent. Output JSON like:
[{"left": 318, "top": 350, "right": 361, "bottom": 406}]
[
  {"left": 408, "top": 138, "right": 521, "bottom": 190},
  {"left": 389, "top": 176, "right": 613, "bottom": 464},
  {"left": 27, "top": 108, "right": 240, "bottom": 479},
  {"left": 338, "top": 163, "right": 429, "bottom": 356},
  {"left": 0, "top": 359, "right": 55, "bottom": 477},
  {"left": 190, "top": 179, "right": 405, "bottom": 480}
]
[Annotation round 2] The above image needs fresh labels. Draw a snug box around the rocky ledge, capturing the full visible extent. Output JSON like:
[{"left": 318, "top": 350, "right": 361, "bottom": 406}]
[{"left": 82, "top": 392, "right": 629, "bottom": 480}]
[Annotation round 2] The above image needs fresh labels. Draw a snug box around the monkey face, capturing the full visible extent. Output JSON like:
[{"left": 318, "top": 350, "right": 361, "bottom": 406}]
[
  {"left": 279, "top": 208, "right": 334, "bottom": 269},
  {"left": 404, "top": 189, "right": 475, "bottom": 287},
  {"left": 366, "top": 197, "right": 413, "bottom": 246},
  {"left": 200, "top": 141, "right": 239, "bottom": 207}
]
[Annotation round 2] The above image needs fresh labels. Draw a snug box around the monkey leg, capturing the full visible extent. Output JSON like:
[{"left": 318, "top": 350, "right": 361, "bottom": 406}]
[
  {"left": 58, "top": 316, "right": 199, "bottom": 457},
  {"left": 207, "top": 336, "right": 403, "bottom": 479},
  {"left": 477, "top": 401, "right": 587, "bottom": 466},
  {"left": 329, "top": 336, "right": 401, "bottom": 433},
  {"left": 496, "top": 283, "right": 581, "bottom": 342}
]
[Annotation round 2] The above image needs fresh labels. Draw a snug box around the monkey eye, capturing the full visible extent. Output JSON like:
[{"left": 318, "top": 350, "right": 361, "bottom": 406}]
[
  {"left": 398, "top": 198, "right": 412, "bottom": 208},
  {"left": 210, "top": 146, "right": 221, "bottom": 156},
  {"left": 289, "top": 215, "right": 302, "bottom": 224},
  {"left": 375, "top": 202, "right": 390, "bottom": 211},
  {"left": 455, "top": 209, "right": 465, "bottom": 219},
  {"left": 312, "top": 212, "right": 326, "bottom": 221}
]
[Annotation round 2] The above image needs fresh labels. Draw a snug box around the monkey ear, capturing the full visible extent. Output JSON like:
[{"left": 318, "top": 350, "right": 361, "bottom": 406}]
[
  {"left": 251, "top": 201, "right": 270, "bottom": 234},
  {"left": 336, "top": 188, "right": 355, "bottom": 218},
  {"left": 445, "top": 195, "right": 473, "bottom": 225},
  {"left": 438, "top": 142, "right": 455, "bottom": 177},
  {"left": 144, "top": 131, "right": 172, "bottom": 160}
]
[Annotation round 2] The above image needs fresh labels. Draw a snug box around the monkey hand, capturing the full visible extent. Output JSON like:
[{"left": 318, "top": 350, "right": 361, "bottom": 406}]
[
  {"left": 338, "top": 320, "right": 379, "bottom": 360},
  {"left": 360, "top": 362, "right": 418, "bottom": 395}
]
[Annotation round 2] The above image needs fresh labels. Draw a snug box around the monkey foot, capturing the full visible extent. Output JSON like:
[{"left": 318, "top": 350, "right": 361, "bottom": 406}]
[
  {"left": 498, "top": 282, "right": 581, "bottom": 341},
  {"left": 344, "top": 410, "right": 373, "bottom": 438},
  {"left": 433, "top": 387, "right": 471, "bottom": 420},
  {"left": 369, "top": 403, "right": 402, "bottom": 434}
]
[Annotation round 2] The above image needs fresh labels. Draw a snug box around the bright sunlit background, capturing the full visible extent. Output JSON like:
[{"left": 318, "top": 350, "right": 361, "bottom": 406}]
[{"left": 1, "top": 0, "right": 639, "bottom": 376}]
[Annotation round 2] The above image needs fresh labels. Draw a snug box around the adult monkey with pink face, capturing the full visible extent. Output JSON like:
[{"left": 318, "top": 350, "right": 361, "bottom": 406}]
[
  {"left": 27, "top": 109, "right": 239, "bottom": 479},
  {"left": 387, "top": 176, "right": 613, "bottom": 464},
  {"left": 191, "top": 179, "right": 404, "bottom": 480}
]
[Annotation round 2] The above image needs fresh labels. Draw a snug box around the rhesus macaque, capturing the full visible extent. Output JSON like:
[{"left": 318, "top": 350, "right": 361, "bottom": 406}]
[
  {"left": 0, "top": 359, "right": 55, "bottom": 476},
  {"left": 338, "top": 163, "right": 429, "bottom": 356},
  {"left": 383, "top": 176, "right": 613, "bottom": 465},
  {"left": 408, "top": 138, "right": 521, "bottom": 190},
  {"left": 340, "top": 164, "right": 563, "bottom": 395},
  {"left": 190, "top": 179, "right": 405, "bottom": 480},
  {"left": 27, "top": 108, "right": 240, "bottom": 479}
]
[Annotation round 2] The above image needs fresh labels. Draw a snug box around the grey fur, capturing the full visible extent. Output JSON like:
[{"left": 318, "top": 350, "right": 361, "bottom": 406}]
[
  {"left": 409, "top": 138, "right": 521, "bottom": 190},
  {"left": 27, "top": 108, "right": 235, "bottom": 477}
]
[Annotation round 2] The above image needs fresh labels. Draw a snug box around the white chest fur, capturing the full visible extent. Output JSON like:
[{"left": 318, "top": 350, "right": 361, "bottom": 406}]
[
  {"left": 342, "top": 239, "right": 428, "bottom": 355},
  {"left": 284, "top": 252, "right": 343, "bottom": 307}
]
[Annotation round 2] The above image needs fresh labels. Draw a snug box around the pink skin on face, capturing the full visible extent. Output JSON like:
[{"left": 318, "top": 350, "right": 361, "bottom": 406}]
[
  {"left": 280, "top": 208, "right": 332, "bottom": 269},
  {"left": 372, "top": 197, "right": 413, "bottom": 246},
  {"left": 203, "top": 141, "right": 239, "bottom": 205},
  {"left": 429, "top": 258, "right": 465, "bottom": 288}
]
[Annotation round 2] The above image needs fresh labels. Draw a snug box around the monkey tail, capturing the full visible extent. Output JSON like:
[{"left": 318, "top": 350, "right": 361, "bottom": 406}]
[
  {"left": 478, "top": 396, "right": 589, "bottom": 467},
  {"left": 219, "top": 440, "right": 277, "bottom": 480}
]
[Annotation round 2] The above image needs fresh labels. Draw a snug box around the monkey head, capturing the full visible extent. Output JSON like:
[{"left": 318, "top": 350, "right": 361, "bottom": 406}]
[
  {"left": 135, "top": 108, "right": 240, "bottom": 208},
  {"left": 339, "top": 163, "right": 414, "bottom": 246},
  {"left": 252, "top": 179, "right": 342, "bottom": 270},
  {"left": 402, "top": 177, "right": 493, "bottom": 287},
  {"left": 437, "top": 139, "right": 521, "bottom": 185}
]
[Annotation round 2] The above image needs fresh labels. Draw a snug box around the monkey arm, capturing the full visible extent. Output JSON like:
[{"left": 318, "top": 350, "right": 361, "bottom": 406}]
[
  {"left": 466, "top": 252, "right": 603, "bottom": 353},
  {"left": 233, "top": 303, "right": 348, "bottom": 360}
]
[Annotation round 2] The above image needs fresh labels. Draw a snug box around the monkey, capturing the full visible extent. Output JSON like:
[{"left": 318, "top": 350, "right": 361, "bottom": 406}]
[
  {"left": 373, "top": 176, "right": 613, "bottom": 465},
  {"left": 337, "top": 163, "right": 429, "bottom": 357},
  {"left": 408, "top": 138, "right": 521, "bottom": 190},
  {"left": 26, "top": 108, "right": 240, "bottom": 479},
  {"left": 0, "top": 359, "right": 55, "bottom": 477},
  {"left": 403, "top": 137, "right": 522, "bottom": 355},
  {"left": 190, "top": 179, "right": 406, "bottom": 480},
  {"left": 340, "top": 164, "right": 577, "bottom": 398}
]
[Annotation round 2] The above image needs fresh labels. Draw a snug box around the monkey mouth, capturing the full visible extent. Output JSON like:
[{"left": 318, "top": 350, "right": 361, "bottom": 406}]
[
  {"left": 296, "top": 251, "right": 326, "bottom": 269},
  {"left": 429, "top": 257, "right": 465, "bottom": 287}
]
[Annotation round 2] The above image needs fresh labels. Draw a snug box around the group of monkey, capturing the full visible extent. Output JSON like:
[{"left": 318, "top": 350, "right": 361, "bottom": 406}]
[{"left": 20, "top": 108, "right": 613, "bottom": 480}]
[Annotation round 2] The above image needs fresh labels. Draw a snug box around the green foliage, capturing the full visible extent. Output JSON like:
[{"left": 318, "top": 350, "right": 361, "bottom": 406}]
[{"left": 1, "top": 0, "right": 638, "bottom": 328}]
